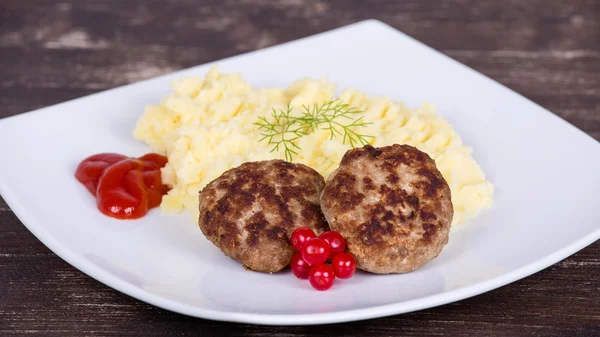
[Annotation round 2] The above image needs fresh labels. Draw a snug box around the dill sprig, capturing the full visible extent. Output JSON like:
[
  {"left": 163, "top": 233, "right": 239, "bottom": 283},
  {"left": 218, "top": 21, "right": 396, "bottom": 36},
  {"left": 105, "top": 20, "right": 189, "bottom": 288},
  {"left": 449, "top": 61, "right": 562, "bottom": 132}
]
[
  {"left": 254, "top": 99, "right": 375, "bottom": 162},
  {"left": 255, "top": 105, "right": 306, "bottom": 162}
]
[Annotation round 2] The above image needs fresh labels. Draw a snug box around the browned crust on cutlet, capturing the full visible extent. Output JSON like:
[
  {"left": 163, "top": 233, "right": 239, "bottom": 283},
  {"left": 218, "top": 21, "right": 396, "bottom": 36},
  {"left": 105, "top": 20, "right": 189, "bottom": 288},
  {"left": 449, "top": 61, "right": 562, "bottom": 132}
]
[
  {"left": 321, "top": 144, "right": 453, "bottom": 274},
  {"left": 199, "top": 160, "right": 329, "bottom": 273}
]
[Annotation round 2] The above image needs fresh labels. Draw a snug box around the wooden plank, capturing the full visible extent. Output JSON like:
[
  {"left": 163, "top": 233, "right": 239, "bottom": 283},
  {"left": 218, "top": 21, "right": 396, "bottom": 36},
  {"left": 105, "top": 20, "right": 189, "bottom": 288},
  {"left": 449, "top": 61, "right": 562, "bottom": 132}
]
[
  {"left": 2, "top": 0, "right": 599, "bottom": 52},
  {"left": 0, "top": 196, "right": 8, "bottom": 211}
]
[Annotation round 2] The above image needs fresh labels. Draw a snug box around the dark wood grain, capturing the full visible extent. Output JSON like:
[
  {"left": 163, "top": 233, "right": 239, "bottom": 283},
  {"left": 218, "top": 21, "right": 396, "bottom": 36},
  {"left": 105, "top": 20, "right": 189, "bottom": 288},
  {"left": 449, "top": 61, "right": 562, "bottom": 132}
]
[
  {"left": 0, "top": 196, "right": 8, "bottom": 211},
  {"left": 0, "top": 0, "right": 599, "bottom": 336}
]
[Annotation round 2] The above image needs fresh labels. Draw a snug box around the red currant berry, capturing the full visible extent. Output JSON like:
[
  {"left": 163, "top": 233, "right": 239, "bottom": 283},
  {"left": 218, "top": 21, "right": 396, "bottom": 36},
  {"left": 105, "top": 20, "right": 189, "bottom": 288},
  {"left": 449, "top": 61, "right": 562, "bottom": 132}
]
[
  {"left": 290, "top": 227, "right": 316, "bottom": 252},
  {"left": 301, "top": 238, "right": 330, "bottom": 266},
  {"left": 332, "top": 252, "right": 356, "bottom": 279},
  {"left": 308, "top": 264, "right": 335, "bottom": 291},
  {"left": 290, "top": 253, "right": 311, "bottom": 279},
  {"left": 319, "top": 231, "right": 346, "bottom": 258}
]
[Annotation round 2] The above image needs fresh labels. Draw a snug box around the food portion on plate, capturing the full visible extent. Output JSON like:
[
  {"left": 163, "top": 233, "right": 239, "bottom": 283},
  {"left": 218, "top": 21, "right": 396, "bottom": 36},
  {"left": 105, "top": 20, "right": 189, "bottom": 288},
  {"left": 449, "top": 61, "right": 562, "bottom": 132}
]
[
  {"left": 75, "top": 65, "right": 494, "bottom": 289},
  {"left": 75, "top": 152, "right": 169, "bottom": 219},
  {"left": 133, "top": 66, "right": 493, "bottom": 225},
  {"left": 198, "top": 160, "right": 328, "bottom": 273},
  {"left": 290, "top": 227, "right": 357, "bottom": 291},
  {"left": 321, "top": 144, "right": 453, "bottom": 274},
  {"left": 195, "top": 142, "right": 453, "bottom": 289}
]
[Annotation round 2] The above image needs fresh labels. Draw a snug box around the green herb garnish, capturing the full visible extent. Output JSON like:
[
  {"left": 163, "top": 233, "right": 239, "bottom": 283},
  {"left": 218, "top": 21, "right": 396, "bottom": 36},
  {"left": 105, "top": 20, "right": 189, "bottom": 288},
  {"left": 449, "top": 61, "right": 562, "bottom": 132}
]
[{"left": 254, "top": 99, "right": 374, "bottom": 162}]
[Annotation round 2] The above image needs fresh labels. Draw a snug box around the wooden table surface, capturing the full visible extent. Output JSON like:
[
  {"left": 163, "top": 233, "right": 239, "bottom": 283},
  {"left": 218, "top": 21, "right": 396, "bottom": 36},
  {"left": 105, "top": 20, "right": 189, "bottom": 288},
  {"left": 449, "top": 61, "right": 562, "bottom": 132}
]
[{"left": 1, "top": 0, "right": 599, "bottom": 336}]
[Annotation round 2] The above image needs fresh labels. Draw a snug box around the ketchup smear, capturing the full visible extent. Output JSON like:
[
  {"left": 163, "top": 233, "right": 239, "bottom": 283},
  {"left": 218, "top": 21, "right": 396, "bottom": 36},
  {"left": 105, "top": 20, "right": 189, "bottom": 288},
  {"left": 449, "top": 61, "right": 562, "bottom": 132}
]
[{"left": 75, "top": 153, "right": 169, "bottom": 220}]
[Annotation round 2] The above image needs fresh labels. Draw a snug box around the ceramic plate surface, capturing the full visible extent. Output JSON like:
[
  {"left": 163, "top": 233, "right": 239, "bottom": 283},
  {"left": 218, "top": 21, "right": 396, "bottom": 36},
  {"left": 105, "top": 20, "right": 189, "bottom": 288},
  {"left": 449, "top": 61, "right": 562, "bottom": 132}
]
[{"left": 1, "top": 20, "right": 599, "bottom": 325}]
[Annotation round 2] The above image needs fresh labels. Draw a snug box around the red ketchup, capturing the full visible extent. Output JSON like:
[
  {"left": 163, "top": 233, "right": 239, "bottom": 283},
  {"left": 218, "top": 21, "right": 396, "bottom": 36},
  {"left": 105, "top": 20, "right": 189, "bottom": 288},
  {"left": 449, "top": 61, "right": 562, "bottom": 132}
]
[{"left": 75, "top": 153, "right": 169, "bottom": 220}]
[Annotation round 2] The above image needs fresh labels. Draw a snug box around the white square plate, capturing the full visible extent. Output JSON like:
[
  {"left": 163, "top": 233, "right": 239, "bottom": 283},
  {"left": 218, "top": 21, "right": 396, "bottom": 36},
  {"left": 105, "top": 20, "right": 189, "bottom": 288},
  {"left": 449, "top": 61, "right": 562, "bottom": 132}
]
[{"left": 0, "top": 20, "right": 599, "bottom": 325}]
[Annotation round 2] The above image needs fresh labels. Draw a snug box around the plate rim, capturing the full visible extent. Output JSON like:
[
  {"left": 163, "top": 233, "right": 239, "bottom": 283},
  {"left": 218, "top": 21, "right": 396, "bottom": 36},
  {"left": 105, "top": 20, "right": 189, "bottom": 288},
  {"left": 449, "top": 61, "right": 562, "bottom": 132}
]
[
  {"left": 1, "top": 19, "right": 599, "bottom": 325},
  {"left": 3, "top": 185, "right": 599, "bottom": 325}
]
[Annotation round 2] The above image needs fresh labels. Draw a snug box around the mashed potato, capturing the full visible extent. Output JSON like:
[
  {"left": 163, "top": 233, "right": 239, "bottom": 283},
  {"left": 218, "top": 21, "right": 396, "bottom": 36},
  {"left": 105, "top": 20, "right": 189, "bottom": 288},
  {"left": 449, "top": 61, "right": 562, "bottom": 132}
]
[{"left": 133, "top": 66, "right": 493, "bottom": 225}]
